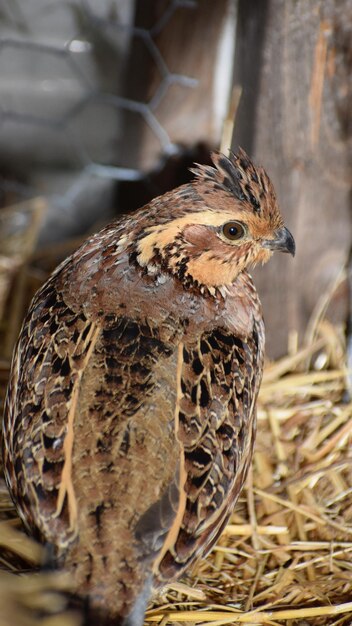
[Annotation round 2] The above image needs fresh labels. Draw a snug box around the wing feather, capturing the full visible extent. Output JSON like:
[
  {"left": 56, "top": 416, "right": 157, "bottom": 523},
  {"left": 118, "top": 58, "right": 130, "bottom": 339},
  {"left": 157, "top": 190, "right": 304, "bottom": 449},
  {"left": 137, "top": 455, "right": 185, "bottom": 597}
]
[
  {"left": 3, "top": 279, "right": 101, "bottom": 545},
  {"left": 156, "top": 321, "right": 264, "bottom": 583}
]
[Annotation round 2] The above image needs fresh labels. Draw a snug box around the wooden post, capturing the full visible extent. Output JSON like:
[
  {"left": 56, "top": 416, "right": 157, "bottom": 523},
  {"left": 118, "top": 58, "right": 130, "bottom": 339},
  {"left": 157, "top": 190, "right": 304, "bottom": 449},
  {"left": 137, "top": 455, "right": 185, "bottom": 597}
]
[
  {"left": 122, "top": 0, "right": 236, "bottom": 171},
  {"left": 233, "top": 0, "right": 352, "bottom": 358}
]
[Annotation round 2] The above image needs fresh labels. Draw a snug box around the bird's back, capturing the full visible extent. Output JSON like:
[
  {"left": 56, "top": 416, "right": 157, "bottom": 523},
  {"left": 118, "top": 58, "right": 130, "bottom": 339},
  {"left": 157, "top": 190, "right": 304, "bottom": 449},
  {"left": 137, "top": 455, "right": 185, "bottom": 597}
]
[{"left": 3, "top": 255, "right": 183, "bottom": 620}]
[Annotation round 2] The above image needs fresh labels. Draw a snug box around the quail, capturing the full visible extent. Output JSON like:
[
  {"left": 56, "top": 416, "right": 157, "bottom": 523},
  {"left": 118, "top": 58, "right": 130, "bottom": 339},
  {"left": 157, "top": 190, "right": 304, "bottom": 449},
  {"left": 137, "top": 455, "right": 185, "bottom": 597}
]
[{"left": 2, "top": 150, "right": 295, "bottom": 625}]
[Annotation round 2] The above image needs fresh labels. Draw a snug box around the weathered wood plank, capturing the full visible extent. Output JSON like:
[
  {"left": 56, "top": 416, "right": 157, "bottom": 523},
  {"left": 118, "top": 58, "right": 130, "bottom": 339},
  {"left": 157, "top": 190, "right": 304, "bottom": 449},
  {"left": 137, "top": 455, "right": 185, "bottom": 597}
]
[
  {"left": 233, "top": 0, "right": 352, "bottom": 357},
  {"left": 122, "top": 0, "right": 235, "bottom": 170}
]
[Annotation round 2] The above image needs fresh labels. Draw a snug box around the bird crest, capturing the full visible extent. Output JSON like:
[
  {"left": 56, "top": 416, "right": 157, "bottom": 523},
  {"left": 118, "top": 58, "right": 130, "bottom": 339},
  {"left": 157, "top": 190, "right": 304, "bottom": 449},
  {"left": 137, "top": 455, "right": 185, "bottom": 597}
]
[{"left": 190, "top": 148, "right": 273, "bottom": 217}]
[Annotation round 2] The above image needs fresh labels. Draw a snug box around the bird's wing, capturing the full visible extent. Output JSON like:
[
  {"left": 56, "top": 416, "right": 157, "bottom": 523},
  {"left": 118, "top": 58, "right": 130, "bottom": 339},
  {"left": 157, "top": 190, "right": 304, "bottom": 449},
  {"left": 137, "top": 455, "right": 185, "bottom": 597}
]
[
  {"left": 155, "top": 321, "right": 264, "bottom": 583},
  {"left": 2, "top": 275, "right": 184, "bottom": 568},
  {"left": 2, "top": 277, "right": 102, "bottom": 547}
]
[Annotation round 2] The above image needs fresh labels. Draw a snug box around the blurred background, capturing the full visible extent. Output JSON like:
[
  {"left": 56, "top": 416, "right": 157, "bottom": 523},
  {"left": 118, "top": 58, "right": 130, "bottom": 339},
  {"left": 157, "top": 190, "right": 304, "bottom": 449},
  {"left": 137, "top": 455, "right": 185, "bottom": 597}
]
[{"left": 0, "top": 0, "right": 351, "bottom": 361}]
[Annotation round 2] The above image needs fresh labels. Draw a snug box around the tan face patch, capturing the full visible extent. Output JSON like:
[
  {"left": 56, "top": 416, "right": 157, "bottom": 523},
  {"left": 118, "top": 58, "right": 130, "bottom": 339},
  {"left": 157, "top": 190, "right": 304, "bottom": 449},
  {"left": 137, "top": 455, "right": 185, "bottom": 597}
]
[
  {"left": 181, "top": 224, "right": 251, "bottom": 286},
  {"left": 186, "top": 249, "right": 248, "bottom": 286}
]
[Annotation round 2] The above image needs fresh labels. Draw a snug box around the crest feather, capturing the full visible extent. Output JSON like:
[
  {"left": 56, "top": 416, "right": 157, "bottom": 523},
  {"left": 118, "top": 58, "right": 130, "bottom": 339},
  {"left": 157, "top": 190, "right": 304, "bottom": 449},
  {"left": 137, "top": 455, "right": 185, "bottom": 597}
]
[{"left": 190, "top": 148, "right": 270, "bottom": 215}]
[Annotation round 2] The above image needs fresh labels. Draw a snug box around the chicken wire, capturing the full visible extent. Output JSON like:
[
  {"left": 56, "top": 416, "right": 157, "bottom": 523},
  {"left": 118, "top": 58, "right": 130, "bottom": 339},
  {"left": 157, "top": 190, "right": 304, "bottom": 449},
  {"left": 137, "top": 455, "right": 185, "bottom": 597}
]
[{"left": 0, "top": 0, "right": 200, "bottom": 242}]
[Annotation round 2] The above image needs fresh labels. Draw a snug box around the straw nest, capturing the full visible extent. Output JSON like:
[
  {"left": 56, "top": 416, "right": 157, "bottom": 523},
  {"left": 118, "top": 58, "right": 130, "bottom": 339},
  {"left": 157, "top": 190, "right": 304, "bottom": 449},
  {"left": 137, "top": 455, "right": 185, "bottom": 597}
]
[{"left": 1, "top": 199, "right": 352, "bottom": 626}]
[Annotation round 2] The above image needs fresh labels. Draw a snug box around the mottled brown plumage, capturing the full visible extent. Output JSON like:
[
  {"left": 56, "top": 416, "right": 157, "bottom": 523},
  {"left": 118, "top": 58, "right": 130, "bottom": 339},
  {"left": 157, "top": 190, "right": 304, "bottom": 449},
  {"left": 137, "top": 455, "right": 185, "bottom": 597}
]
[{"left": 2, "top": 150, "right": 294, "bottom": 625}]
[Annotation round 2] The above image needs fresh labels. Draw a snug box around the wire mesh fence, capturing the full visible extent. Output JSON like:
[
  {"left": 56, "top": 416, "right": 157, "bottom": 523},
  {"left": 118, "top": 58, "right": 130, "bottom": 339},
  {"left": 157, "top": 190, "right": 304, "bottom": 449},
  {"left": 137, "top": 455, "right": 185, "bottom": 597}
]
[{"left": 0, "top": 0, "right": 201, "bottom": 241}]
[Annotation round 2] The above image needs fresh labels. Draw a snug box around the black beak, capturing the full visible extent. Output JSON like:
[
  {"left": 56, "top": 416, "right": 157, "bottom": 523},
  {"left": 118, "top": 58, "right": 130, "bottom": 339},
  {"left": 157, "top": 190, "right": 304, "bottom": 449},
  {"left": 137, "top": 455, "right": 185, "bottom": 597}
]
[{"left": 262, "top": 227, "right": 295, "bottom": 257}]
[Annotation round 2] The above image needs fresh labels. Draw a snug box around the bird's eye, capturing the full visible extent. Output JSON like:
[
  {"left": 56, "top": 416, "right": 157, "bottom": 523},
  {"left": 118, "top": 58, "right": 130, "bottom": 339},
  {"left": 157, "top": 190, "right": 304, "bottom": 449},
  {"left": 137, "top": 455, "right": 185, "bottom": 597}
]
[{"left": 222, "top": 221, "right": 246, "bottom": 241}]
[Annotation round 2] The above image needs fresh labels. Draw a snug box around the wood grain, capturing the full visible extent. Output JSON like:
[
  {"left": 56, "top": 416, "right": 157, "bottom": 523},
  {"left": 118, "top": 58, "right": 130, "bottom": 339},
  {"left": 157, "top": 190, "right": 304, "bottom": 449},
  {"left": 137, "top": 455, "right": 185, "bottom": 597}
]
[{"left": 233, "top": 0, "right": 352, "bottom": 357}]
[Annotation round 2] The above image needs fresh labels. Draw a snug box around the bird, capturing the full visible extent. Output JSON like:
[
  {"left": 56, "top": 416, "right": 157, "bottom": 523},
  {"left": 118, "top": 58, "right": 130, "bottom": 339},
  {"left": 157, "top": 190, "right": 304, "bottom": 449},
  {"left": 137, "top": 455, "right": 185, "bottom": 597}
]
[{"left": 2, "top": 149, "right": 295, "bottom": 625}]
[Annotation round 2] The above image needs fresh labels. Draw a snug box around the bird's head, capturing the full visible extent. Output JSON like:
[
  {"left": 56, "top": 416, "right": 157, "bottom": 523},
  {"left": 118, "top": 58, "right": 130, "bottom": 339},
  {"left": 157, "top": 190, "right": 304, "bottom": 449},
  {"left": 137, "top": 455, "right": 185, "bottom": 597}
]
[{"left": 132, "top": 149, "right": 295, "bottom": 293}]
